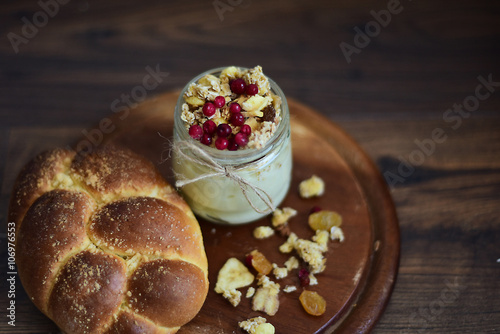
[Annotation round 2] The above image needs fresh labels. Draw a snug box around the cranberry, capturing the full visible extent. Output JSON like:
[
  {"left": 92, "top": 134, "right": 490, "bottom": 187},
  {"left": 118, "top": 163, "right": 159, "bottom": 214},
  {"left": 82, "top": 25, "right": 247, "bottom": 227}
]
[
  {"left": 229, "top": 102, "right": 241, "bottom": 113},
  {"left": 228, "top": 137, "right": 239, "bottom": 151},
  {"left": 234, "top": 132, "right": 248, "bottom": 147},
  {"left": 217, "top": 123, "right": 232, "bottom": 138},
  {"left": 299, "top": 268, "right": 310, "bottom": 287},
  {"left": 231, "top": 112, "right": 245, "bottom": 126},
  {"left": 214, "top": 96, "right": 226, "bottom": 108},
  {"left": 215, "top": 137, "right": 229, "bottom": 150},
  {"left": 230, "top": 78, "right": 246, "bottom": 94},
  {"left": 245, "top": 83, "right": 259, "bottom": 96},
  {"left": 310, "top": 206, "right": 323, "bottom": 214},
  {"left": 240, "top": 124, "right": 251, "bottom": 136},
  {"left": 200, "top": 133, "right": 212, "bottom": 146},
  {"left": 188, "top": 124, "right": 203, "bottom": 140},
  {"left": 202, "top": 102, "right": 216, "bottom": 117},
  {"left": 245, "top": 254, "right": 253, "bottom": 268},
  {"left": 203, "top": 120, "right": 217, "bottom": 135}
]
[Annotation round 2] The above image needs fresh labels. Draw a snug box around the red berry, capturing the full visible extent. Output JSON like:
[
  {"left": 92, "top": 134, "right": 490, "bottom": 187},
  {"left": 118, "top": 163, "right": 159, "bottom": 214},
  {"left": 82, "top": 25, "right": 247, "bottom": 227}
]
[
  {"left": 229, "top": 102, "right": 241, "bottom": 113},
  {"left": 231, "top": 113, "right": 245, "bottom": 126},
  {"left": 299, "top": 268, "right": 310, "bottom": 287},
  {"left": 202, "top": 102, "right": 216, "bottom": 117},
  {"left": 234, "top": 132, "right": 248, "bottom": 146},
  {"left": 217, "top": 123, "right": 232, "bottom": 138},
  {"left": 203, "top": 120, "right": 217, "bottom": 135},
  {"left": 245, "top": 254, "right": 253, "bottom": 268},
  {"left": 215, "top": 137, "right": 229, "bottom": 150},
  {"left": 240, "top": 124, "right": 251, "bottom": 136},
  {"left": 245, "top": 83, "right": 259, "bottom": 96},
  {"left": 230, "top": 78, "right": 246, "bottom": 94},
  {"left": 200, "top": 133, "right": 212, "bottom": 146},
  {"left": 188, "top": 124, "right": 203, "bottom": 140},
  {"left": 214, "top": 96, "right": 225, "bottom": 108},
  {"left": 310, "top": 206, "right": 322, "bottom": 214},
  {"left": 228, "top": 138, "right": 239, "bottom": 151}
]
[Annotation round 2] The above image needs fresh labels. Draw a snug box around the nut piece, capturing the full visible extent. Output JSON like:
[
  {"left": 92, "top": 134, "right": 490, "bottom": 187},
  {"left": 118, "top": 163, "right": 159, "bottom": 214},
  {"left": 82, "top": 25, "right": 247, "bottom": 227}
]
[
  {"left": 299, "top": 175, "right": 325, "bottom": 198},
  {"left": 215, "top": 257, "right": 255, "bottom": 306},
  {"left": 239, "top": 316, "right": 275, "bottom": 334}
]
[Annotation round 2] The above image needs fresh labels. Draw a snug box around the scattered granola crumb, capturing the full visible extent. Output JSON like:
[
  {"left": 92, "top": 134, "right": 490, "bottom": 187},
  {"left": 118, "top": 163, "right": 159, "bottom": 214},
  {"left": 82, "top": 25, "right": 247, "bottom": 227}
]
[
  {"left": 253, "top": 226, "right": 275, "bottom": 239},
  {"left": 283, "top": 285, "right": 297, "bottom": 293},
  {"left": 239, "top": 317, "right": 275, "bottom": 334},
  {"left": 222, "top": 288, "right": 242, "bottom": 307},
  {"left": 272, "top": 263, "right": 288, "bottom": 280},
  {"left": 271, "top": 207, "right": 297, "bottom": 227},
  {"left": 299, "top": 175, "right": 325, "bottom": 198},
  {"left": 330, "top": 226, "right": 345, "bottom": 242},
  {"left": 246, "top": 286, "right": 256, "bottom": 298},
  {"left": 309, "top": 273, "right": 318, "bottom": 286},
  {"left": 284, "top": 256, "right": 300, "bottom": 271}
]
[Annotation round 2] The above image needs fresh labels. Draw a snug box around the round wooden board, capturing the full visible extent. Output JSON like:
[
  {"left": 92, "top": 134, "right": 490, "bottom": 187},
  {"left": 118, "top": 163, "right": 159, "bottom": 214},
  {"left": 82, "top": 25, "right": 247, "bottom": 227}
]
[{"left": 100, "top": 92, "right": 400, "bottom": 334}]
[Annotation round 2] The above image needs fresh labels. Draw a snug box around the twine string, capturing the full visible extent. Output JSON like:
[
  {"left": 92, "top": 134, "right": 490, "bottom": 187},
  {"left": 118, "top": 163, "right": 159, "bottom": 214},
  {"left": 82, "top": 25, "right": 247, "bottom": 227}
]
[{"left": 172, "top": 140, "right": 275, "bottom": 215}]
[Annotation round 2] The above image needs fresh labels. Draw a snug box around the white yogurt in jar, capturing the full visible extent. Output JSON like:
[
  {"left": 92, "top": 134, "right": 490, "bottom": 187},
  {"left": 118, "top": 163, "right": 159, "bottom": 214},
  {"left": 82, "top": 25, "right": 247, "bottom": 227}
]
[{"left": 172, "top": 66, "right": 292, "bottom": 225}]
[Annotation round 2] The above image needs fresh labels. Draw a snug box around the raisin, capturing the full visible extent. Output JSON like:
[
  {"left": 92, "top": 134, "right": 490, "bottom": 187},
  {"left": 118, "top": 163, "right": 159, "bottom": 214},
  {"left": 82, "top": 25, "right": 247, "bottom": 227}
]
[
  {"left": 308, "top": 211, "right": 342, "bottom": 231},
  {"left": 261, "top": 105, "right": 276, "bottom": 122},
  {"left": 299, "top": 290, "right": 326, "bottom": 316}
]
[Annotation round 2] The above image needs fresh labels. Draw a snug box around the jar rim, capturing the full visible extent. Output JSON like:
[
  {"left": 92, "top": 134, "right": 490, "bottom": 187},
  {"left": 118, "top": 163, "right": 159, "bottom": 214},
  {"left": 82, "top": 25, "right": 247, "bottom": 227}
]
[{"left": 174, "top": 66, "right": 289, "bottom": 165}]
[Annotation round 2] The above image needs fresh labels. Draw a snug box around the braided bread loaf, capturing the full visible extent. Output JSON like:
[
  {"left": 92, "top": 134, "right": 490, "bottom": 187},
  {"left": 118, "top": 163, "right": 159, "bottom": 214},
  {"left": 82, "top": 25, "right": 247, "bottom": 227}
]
[{"left": 8, "top": 145, "right": 209, "bottom": 334}]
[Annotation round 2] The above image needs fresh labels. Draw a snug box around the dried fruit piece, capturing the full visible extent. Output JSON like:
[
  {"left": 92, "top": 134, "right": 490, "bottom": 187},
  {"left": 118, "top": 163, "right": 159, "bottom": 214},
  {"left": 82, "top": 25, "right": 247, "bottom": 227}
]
[
  {"left": 248, "top": 250, "right": 273, "bottom": 275},
  {"left": 252, "top": 275, "right": 280, "bottom": 316},
  {"left": 261, "top": 105, "right": 276, "bottom": 122},
  {"left": 299, "top": 175, "right": 325, "bottom": 198},
  {"left": 185, "top": 96, "right": 205, "bottom": 107},
  {"left": 215, "top": 258, "right": 255, "bottom": 306},
  {"left": 298, "top": 268, "right": 310, "bottom": 287},
  {"left": 309, "top": 210, "right": 342, "bottom": 231},
  {"left": 299, "top": 290, "right": 326, "bottom": 316}
]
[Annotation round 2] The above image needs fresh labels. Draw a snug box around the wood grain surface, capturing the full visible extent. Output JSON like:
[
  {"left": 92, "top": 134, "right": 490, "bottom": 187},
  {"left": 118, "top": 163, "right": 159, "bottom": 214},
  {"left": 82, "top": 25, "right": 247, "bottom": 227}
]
[{"left": 1, "top": 0, "right": 499, "bottom": 333}]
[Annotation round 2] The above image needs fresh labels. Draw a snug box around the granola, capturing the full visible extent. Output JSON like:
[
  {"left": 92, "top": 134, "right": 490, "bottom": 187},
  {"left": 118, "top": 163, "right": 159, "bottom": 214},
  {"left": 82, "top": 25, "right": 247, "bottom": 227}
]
[{"left": 180, "top": 66, "right": 282, "bottom": 150}]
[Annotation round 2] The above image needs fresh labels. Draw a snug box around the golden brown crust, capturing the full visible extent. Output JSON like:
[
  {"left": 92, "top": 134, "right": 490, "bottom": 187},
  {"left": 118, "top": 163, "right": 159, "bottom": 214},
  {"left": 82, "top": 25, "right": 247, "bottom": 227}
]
[
  {"left": 127, "top": 259, "right": 208, "bottom": 328},
  {"left": 105, "top": 310, "right": 177, "bottom": 334},
  {"left": 10, "top": 145, "right": 208, "bottom": 334},
  {"left": 48, "top": 250, "right": 127, "bottom": 334},
  {"left": 15, "top": 189, "right": 94, "bottom": 313},
  {"left": 8, "top": 148, "right": 75, "bottom": 231},
  {"left": 89, "top": 196, "right": 206, "bottom": 267},
  {"left": 70, "top": 145, "right": 167, "bottom": 200}
]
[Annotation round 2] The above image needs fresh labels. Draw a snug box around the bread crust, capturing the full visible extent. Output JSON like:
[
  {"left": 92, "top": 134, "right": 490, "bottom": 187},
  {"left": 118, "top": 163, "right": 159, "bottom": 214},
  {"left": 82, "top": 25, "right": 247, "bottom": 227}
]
[{"left": 10, "top": 145, "right": 208, "bottom": 334}]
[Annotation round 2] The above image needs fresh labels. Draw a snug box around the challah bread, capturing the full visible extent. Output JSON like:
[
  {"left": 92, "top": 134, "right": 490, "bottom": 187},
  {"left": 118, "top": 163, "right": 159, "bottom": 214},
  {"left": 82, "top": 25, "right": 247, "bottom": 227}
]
[{"left": 9, "top": 145, "right": 209, "bottom": 334}]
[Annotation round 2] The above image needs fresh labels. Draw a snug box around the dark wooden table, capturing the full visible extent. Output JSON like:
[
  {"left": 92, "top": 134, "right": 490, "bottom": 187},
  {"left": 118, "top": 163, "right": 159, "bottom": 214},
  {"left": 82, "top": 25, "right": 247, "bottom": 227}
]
[{"left": 1, "top": 0, "right": 499, "bottom": 333}]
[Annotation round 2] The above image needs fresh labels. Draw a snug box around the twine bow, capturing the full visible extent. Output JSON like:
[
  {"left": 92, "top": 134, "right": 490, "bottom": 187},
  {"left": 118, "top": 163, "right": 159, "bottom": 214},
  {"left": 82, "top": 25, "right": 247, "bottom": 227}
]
[{"left": 171, "top": 140, "right": 276, "bottom": 215}]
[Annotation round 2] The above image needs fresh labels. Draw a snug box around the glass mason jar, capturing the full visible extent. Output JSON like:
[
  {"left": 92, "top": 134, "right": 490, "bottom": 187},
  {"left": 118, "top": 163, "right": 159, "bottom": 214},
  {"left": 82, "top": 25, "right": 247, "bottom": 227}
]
[{"left": 172, "top": 67, "right": 292, "bottom": 225}]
